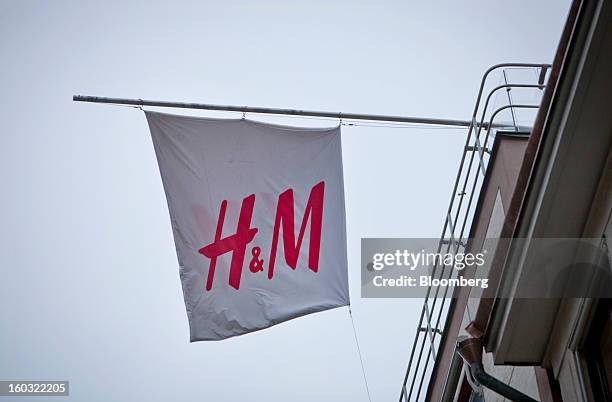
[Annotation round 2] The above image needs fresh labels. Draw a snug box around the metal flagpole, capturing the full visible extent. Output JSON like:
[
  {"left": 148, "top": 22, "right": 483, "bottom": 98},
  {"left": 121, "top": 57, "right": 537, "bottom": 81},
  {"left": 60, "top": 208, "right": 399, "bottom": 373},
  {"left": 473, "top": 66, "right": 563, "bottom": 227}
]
[{"left": 72, "top": 95, "right": 501, "bottom": 129}]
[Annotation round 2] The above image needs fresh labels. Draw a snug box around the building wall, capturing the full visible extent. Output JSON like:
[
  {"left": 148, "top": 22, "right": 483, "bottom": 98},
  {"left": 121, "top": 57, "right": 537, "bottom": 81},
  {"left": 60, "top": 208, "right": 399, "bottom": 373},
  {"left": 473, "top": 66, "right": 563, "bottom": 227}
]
[{"left": 426, "top": 134, "right": 540, "bottom": 402}]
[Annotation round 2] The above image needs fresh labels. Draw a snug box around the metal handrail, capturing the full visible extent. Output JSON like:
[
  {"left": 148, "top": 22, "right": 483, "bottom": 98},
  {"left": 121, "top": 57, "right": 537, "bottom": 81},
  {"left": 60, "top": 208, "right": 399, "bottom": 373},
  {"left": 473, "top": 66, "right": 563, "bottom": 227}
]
[
  {"left": 411, "top": 104, "right": 541, "bottom": 401},
  {"left": 399, "top": 63, "right": 550, "bottom": 402}
]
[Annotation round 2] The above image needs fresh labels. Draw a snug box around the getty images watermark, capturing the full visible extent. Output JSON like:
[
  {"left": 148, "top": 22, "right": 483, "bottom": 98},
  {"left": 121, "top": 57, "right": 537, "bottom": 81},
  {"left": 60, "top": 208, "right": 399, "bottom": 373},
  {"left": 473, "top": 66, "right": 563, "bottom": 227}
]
[
  {"left": 361, "top": 238, "right": 612, "bottom": 298},
  {"left": 370, "top": 247, "right": 488, "bottom": 288},
  {"left": 362, "top": 239, "right": 491, "bottom": 298}
]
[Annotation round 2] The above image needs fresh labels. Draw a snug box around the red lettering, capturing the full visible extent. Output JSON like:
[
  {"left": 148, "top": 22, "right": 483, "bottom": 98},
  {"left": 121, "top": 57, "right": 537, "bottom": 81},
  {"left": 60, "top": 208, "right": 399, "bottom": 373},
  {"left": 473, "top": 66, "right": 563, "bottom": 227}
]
[
  {"left": 268, "top": 181, "right": 325, "bottom": 279},
  {"left": 198, "top": 195, "right": 258, "bottom": 290}
]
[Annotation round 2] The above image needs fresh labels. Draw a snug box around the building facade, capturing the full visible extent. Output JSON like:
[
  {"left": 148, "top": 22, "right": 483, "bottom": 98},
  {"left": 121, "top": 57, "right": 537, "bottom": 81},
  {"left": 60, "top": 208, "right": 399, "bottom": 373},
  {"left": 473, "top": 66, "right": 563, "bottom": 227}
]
[{"left": 401, "top": 0, "right": 612, "bottom": 400}]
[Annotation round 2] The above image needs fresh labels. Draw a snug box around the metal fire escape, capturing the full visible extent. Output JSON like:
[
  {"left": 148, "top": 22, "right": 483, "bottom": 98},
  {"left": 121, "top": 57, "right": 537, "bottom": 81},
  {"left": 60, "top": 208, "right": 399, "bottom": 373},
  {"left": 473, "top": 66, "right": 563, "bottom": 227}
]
[{"left": 399, "top": 63, "right": 551, "bottom": 402}]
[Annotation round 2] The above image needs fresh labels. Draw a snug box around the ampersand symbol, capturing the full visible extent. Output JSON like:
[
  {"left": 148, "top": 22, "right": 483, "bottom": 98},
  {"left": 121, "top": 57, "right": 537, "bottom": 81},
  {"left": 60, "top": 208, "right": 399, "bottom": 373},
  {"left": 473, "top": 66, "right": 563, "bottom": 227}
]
[{"left": 249, "top": 246, "right": 264, "bottom": 273}]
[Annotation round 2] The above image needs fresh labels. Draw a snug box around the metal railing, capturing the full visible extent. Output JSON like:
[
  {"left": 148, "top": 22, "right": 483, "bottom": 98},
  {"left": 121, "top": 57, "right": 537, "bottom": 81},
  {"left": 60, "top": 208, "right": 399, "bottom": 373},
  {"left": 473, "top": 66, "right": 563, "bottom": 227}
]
[{"left": 398, "top": 63, "right": 551, "bottom": 402}]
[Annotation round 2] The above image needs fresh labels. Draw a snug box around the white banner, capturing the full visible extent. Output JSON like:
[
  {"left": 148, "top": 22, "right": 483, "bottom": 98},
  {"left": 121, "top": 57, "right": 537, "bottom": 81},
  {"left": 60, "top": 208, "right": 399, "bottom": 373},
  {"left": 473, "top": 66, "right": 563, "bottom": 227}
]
[{"left": 146, "top": 111, "right": 349, "bottom": 341}]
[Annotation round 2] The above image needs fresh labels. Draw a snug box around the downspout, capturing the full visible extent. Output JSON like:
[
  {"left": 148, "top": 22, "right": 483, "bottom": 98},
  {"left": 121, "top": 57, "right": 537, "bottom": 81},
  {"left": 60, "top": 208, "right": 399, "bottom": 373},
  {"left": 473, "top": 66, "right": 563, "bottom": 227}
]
[{"left": 456, "top": 338, "right": 539, "bottom": 402}]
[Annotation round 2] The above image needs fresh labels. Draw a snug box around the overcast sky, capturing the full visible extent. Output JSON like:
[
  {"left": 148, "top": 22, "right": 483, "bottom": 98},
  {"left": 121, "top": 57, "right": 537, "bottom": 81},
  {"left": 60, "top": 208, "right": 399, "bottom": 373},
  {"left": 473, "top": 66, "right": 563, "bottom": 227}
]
[{"left": 0, "top": 1, "right": 570, "bottom": 401}]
